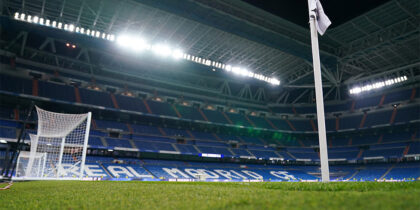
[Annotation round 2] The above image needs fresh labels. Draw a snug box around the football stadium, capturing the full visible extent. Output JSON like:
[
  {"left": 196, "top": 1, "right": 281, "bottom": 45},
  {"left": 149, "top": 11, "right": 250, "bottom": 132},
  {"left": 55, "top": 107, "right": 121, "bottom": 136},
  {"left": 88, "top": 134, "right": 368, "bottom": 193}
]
[{"left": 0, "top": 0, "right": 419, "bottom": 209}]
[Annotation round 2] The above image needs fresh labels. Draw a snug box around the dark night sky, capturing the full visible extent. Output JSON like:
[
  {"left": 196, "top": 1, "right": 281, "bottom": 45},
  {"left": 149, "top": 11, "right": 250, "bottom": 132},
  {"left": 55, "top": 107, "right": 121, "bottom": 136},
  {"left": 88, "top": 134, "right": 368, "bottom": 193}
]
[{"left": 242, "top": 0, "right": 391, "bottom": 28}]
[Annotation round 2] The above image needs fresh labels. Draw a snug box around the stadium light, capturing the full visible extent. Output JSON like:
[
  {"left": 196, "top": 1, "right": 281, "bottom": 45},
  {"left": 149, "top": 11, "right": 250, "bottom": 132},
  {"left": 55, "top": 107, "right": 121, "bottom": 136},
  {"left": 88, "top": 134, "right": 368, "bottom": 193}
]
[
  {"left": 232, "top": 67, "right": 241, "bottom": 75},
  {"left": 68, "top": 24, "right": 75, "bottom": 32},
  {"left": 172, "top": 49, "right": 184, "bottom": 59},
  {"left": 152, "top": 44, "right": 172, "bottom": 57},
  {"left": 33, "top": 16, "right": 39, "bottom": 24},
  {"left": 349, "top": 75, "right": 407, "bottom": 95},
  {"left": 12, "top": 13, "right": 280, "bottom": 86}
]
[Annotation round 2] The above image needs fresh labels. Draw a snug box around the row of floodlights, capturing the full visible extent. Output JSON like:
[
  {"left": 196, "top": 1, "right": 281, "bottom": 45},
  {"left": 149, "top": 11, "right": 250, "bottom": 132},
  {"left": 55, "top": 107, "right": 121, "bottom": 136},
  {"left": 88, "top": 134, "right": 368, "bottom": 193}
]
[
  {"left": 116, "top": 35, "right": 280, "bottom": 85},
  {"left": 14, "top": 12, "right": 116, "bottom": 41},
  {"left": 349, "top": 76, "right": 408, "bottom": 95},
  {"left": 13, "top": 12, "right": 280, "bottom": 86}
]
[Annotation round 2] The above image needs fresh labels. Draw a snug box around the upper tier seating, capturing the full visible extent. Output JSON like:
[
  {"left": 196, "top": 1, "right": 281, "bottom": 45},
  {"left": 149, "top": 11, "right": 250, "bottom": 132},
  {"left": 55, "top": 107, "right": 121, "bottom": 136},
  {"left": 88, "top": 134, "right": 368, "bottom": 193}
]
[
  {"left": 289, "top": 120, "right": 313, "bottom": 132},
  {"left": 175, "top": 105, "right": 204, "bottom": 121},
  {"left": 383, "top": 88, "right": 413, "bottom": 104},
  {"left": 201, "top": 109, "right": 229, "bottom": 124},
  {"left": 147, "top": 100, "right": 177, "bottom": 117},
  {"left": 340, "top": 115, "right": 363, "bottom": 130},
  {"left": 0, "top": 74, "right": 32, "bottom": 95},
  {"left": 79, "top": 88, "right": 114, "bottom": 108},
  {"left": 354, "top": 95, "right": 382, "bottom": 109},
  {"left": 114, "top": 95, "right": 149, "bottom": 113},
  {"left": 225, "top": 113, "right": 252, "bottom": 127},
  {"left": 38, "top": 81, "right": 75, "bottom": 102},
  {"left": 248, "top": 116, "right": 273, "bottom": 129},
  {"left": 363, "top": 110, "right": 392, "bottom": 128},
  {"left": 394, "top": 106, "right": 420, "bottom": 124}
]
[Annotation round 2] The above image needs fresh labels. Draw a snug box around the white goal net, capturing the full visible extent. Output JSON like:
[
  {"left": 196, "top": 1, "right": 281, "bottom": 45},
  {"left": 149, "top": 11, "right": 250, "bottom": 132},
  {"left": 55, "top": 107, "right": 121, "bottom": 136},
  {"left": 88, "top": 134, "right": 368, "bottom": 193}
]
[{"left": 15, "top": 106, "right": 91, "bottom": 180}]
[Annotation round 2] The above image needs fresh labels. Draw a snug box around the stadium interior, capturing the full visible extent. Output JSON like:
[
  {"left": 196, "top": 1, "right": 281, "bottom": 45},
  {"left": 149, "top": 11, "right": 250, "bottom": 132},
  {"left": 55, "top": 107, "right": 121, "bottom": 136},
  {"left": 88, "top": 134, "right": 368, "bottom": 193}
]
[{"left": 0, "top": 0, "right": 419, "bottom": 182}]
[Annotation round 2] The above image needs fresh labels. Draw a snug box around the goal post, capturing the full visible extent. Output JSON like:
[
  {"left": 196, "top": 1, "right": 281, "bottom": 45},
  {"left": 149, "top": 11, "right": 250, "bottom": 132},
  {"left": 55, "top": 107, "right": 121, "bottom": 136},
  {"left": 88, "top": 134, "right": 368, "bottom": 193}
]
[
  {"left": 15, "top": 106, "right": 91, "bottom": 180},
  {"left": 16, "top": 151, "right": 47, "bottom": 178}
]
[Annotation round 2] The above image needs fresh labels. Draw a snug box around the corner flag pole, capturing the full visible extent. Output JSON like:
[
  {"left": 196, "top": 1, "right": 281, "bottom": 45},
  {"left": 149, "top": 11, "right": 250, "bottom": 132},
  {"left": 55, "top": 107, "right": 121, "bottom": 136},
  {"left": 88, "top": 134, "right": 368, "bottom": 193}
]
[{"left": 307, "top": 0, "right": 330, "bottom": 182}]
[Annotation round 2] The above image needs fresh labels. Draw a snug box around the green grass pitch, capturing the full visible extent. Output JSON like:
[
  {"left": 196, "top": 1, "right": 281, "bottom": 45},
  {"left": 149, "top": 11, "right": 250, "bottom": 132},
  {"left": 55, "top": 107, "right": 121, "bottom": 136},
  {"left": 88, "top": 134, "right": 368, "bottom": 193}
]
[{"left": 1, "top": 181, "right": 419, "bottom": 209}]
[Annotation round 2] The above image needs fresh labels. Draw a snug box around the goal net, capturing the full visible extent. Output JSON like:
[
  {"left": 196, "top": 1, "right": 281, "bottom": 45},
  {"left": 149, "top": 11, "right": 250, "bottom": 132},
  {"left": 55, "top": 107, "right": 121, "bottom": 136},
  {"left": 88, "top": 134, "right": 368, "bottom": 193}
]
[{"left": 15, "top": 106, "right": 91, "bottom": 180}]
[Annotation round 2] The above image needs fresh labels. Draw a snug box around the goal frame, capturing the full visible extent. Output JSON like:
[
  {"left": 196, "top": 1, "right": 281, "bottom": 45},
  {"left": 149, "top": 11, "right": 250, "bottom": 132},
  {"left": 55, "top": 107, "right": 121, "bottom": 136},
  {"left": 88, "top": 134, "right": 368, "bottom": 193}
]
[{"left": 16, "top": 107, "right": 91, "bottom": 180}]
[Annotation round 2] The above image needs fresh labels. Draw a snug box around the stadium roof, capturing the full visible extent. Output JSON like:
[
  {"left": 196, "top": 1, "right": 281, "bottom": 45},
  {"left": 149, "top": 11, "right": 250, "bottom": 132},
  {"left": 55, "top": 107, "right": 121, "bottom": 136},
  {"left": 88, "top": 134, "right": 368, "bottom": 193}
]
[{"left": 2, "top": 0, "right": 419, "bottom": 103}]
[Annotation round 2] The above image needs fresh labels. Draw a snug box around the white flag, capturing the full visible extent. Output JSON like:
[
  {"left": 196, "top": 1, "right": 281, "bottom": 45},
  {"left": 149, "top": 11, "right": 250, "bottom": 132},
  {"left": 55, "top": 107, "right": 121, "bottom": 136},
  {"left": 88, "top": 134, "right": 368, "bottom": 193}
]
[{"left": 309, "top": 0, "right": 331, "bottom": 35}]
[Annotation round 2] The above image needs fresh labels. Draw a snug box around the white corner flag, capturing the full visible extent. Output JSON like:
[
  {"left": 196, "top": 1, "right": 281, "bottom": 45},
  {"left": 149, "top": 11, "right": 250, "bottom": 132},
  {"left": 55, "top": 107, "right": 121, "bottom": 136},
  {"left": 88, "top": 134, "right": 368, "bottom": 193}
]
[
  {"left": 309, "top": 0, "right": 331, "bottom": 35},
  {"left": 307, "top": 0, "right": 331, "bottom": 182}
]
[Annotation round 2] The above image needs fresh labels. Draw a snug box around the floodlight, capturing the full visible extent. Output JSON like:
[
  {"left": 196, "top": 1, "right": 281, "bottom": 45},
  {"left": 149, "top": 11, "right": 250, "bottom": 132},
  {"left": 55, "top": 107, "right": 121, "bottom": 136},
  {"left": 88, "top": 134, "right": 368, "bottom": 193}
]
[
  {"left": 172, "top": 49, "right": 183, "bottom": 59},
  {"left": 132, "top": 39, "right": 150, "bottom": 51},
  {"left": 75, "top": 27, "right": 80, "bottom": 33},
  {"left": 247, "top": 71, "right": 254, "bottom": 78},
  {"left": 52, "top": 21, "right": 57, "bottom": 27},
  {"left": 271, "top": 78, "right": 280, "bottom": 85},
  {"left": 95, "top": 31, "right": 100, "bottom": 37},
  {"left": 102, "top": 33, "right": 106, "bottom": 39},
  {"left": 14, "top": 12, "right": 20, "bottom": 19},
  {"left": 33, "top": 16, "right": 39, "bottom": 24},
  {"left": 39, "top": 18, "right": 44, "bottom": 25},
  {"left": 27, "top": 15, "right": 32, "bottom": 22},
  {"left": 20, "top": 13, "right": 25, "bottom": 20},
  {"left": 57, "top": 22, "right": 62, "bottom": 29},
  {"left": 45, "top": 19, "right": 50, "bottom": 26},
  {"left": 116, "top": 35, "right": 132, "bottom": 47},
  {"left": 109, "top": 35, "right": 115, "bottom": 41},
  {"left": 86, "top": 29, "right": 91, "bottom": 36},
  {"left": 68, "top": 24, "right": 75, "bottom": 32},
  {"left": 232, "top": 67, "right": 241, "bottom": 74},
  {"left": 239, "top": 68, "right": 249, "bottom": 76},
  {"left": 152, "top": 44, "right": 172, "bottom": 57},
  {"left": 64, "top": 24, "right": 68, "bottom": 30},
  {"left": 80, "top": 28, "right": 85, "bottom": 34}
]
